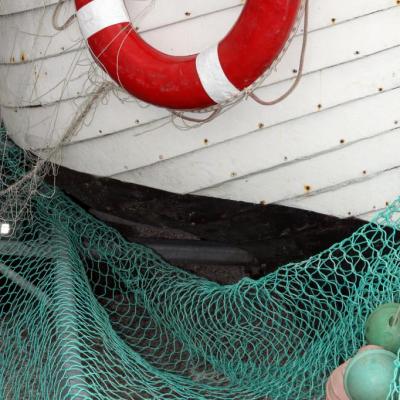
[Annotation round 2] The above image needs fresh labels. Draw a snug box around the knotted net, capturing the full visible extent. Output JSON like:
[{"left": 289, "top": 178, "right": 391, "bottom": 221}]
[{"left": 0, "top": 125, "right": 399, "bottom": 399}]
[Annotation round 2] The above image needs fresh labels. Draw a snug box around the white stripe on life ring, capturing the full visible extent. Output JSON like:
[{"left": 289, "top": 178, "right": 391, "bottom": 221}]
[
  {"left": 77, "top": 0, "right": 130, "bottom": 40},
  {"left": 196, "top": 44, "right": 241, "bottom": 104}
]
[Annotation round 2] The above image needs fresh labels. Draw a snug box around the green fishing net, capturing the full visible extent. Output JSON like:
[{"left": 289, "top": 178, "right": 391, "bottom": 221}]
[{"left": 0, "top": 125, "right": 399, "bottom": 400}]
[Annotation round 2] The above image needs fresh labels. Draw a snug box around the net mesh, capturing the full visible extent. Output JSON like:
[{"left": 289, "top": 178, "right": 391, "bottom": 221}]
[{"left": 0, "top": 125, "right": 400, "bottom": 400}]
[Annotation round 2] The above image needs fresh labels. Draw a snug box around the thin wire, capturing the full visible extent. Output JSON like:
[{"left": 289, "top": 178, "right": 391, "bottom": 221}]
[{"left": 249, "top": 0, "right": 309, "bottom": 106}]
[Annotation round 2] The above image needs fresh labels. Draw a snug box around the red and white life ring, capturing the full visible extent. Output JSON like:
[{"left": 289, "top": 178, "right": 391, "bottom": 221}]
[{"left": 75, "top": 0, "right": 302, "bottom": 110}]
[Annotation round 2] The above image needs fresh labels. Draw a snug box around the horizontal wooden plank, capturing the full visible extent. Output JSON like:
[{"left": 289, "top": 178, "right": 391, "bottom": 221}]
[
  {"left": 0, "top": 0, "right": 394, "bottom": 22},
  {"left": 193, "top": 126, "right": 400, "bottom": 209},
  {"left": 0, "top": 0, "right": 58, "bottom": 16},
  {"left": 355, "top": 210, "right": 382, "bottom": 221},
  {"left": 1, "top": 4, "right": 399, "bottom": 112},
  {"left": 0, "top": 0, "right": 241, "bottom": 20},
  {"left": 354, "top": 207, "right": 392, "bottom": 222},
  {"left": 0, "top": 1, "right": 243, "bottom": 63},
  {"left": 279, "top": 167, "right": 400, "bottom": 218},
  {"left": 0, "top": 0, "right": 395, "bottom": 62},
  {"left": 0, "top": 90, "right": 170, "bottom": 150},
  {"left": 114, "top": 88, "right": 400, "bottom": 193},
  {"left": 53, "top": 44, "right": 400, "bottom": 177},
  {"left": 0, "top": 1, "right": 82, "bottom": 64}
]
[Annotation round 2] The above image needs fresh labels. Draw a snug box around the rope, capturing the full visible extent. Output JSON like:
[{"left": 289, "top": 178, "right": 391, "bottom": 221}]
[
  {"left": 249, "top": 0, "right": 309, "bottom": 106},
  {"left": 171, "top": 107, "right": 222, "bottom": 124},
  {"left": 0, "top": 83, "right": 113, "bottom": 198},
  {"left": 52, "top": 0, "right": 77, "bottom": 31}
]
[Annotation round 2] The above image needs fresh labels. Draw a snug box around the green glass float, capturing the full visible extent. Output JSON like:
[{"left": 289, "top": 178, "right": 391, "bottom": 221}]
[
  {"left": 365, "top": 303, "right": 400, "bottom": 354},
  {"left": 344, "top": 349, "right": 396, "bottom": 400}
]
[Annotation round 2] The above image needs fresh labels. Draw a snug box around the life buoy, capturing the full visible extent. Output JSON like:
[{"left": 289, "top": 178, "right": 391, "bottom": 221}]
[{"left": 76, "top": 0, "right": 302, "bottom": 110}]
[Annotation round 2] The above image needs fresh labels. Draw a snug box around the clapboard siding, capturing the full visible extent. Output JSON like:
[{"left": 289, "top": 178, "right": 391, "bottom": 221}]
[
  {"left": 114, "top": 88, "right": 400, "bottom": 193},
  {"left": 0, "top": 0, "right": 394, "bottom": 61},
  {"left": 1, "top": 6, "right": 399, "bottom": 143},
  {"left": 356, "top": 209, "right": 385, "bottom": 221},
  {"left": 0, "top": 0, "right": 58, "bottom": 16},
  {"left": 58, "top": 44, "right": 400, "bottom": 176},
  {"left": 0, "top": 1, "right": 243, "bottom": 63},
  {"left": 281, "top": 167, "right": 400, "bottom": 218},
  {"left": 194, "top": 125, "right": 400, "bottom": 204},
  {"left": 0, "top": 0, "right": 400, "bottom": 220},
  {"left": 1, "top": 3, "right": 399, "bottom": 107}
]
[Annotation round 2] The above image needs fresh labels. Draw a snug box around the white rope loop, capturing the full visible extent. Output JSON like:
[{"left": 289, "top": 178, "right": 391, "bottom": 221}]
[
  {"left": 249, "top": 0, "right": 309, "bottom": 106},
  {"left": 172, "top": 107, "right": 222, "bottom": 124},
  {"left": 53, "top": 0, "right": 77, "bottom": 31}
]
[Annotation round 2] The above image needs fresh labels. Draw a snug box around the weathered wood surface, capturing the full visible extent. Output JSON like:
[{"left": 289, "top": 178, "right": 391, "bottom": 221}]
[{"left": 1, "top": 0, "right": 399, "bottom": 220}]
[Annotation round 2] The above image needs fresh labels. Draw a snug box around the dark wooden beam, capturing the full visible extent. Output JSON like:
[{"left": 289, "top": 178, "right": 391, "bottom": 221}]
[{"left": 48, "top": 166, "right": 365, "bottom": 280}]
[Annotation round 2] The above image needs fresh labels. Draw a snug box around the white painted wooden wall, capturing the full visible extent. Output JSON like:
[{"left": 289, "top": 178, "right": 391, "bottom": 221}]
[{"left": 0, "top": 0, "right": 399, "bottom": 220}]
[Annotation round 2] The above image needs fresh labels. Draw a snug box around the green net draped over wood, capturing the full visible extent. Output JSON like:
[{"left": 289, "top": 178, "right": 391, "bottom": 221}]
[{"left": 0, "top": 126, "right": 399, "bottom": 399}]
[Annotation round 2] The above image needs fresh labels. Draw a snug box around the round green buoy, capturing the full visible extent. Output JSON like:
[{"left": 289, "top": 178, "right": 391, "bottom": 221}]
[
  {"left": 365, "top": 303, "right": 400, "bottom": 354},
  {"left": 344, "top": 349, "right": 396, "bottom": 400}
]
